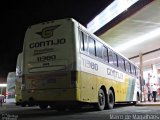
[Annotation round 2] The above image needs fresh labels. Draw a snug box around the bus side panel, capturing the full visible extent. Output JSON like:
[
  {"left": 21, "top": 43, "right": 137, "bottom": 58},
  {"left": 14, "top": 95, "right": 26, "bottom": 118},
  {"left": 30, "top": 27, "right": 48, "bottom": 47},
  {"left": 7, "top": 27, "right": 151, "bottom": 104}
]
[
  {"left": 78, "top": 53, "right": 129, "bottom": 103},
  {"left": 77, "top": 48, "right": 138, "bottom": 103},
  {"left": 125, "top": 77, "right": 136, "bottom": 101}
]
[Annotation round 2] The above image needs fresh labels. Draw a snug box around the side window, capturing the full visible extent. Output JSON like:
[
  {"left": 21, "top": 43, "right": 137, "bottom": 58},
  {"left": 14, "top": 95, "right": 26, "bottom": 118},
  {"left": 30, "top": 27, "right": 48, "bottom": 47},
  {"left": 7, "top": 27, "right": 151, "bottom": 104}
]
[
  {"left": 135, "top": 67, "right": 137, "bottom": 77},
  {"left": 102, "top": 46, "right": 108, "bottom": 62},
  {"left": 130, "top": 64, "right": 133, "bottom": 74},
  {"left": 125, "top": 61, "right": 131, "bottom": 73},
  {"left": 79, "top": 30, "right": 88, "bottom": 52},
  {"left": 113, "top": 53, "right": 118, "bottom": 67},
  {"left": 88, "top": 36, "right": 95, "bottom": 56},
  {"left": 95, "top": 41, "right": 103, "bottom": 59},
  {"left": 131, "top": 65, "right": 136, "bottom": 76},
  {"left": 136, "top": 67, "right": 139, "bottom": 78},
  {"left": 108, "top": 49, "right": 114, "bottom": 65},
  {"left": 108, "top": 48, "right": 118, "bottom": 67},
  {"left": 118, "top": 56, "right": 125, "bottom": 70}
]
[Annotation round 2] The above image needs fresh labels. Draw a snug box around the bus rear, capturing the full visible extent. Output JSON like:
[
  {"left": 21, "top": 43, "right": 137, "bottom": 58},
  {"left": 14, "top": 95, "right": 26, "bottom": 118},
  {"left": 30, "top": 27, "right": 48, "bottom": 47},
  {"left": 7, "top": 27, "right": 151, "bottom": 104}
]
[
  {"left": 6, "top": 72, "right": 16, "bottom": 103},
  {"left": 22, "top": 18, "right": 78, "bottom": 108}
]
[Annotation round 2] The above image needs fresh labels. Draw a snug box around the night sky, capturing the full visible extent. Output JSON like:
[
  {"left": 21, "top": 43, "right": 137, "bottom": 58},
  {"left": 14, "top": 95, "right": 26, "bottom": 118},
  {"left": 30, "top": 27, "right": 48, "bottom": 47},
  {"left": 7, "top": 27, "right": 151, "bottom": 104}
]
[{"left": 1, "top": 0, "right": 112, "bottom": 75}]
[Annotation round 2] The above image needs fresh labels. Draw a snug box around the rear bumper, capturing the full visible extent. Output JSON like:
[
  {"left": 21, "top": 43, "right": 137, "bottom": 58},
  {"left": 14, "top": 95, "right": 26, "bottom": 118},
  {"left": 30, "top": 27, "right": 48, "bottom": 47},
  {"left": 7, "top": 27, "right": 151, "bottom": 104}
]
[{"left": 22, "top": 88, "right": 77, "bottom": 103}]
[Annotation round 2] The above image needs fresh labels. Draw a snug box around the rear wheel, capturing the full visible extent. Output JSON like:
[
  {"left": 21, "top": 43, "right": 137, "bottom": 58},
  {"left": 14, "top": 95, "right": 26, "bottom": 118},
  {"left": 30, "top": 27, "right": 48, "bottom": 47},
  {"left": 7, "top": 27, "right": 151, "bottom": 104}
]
[
  {"left": 106, "top": 89, "right": 114, "bottom": 109},
  {"left": 55, "top": 106, "right": 66, "bottom": 111},
  {"left": 49, "top": 105, "right": 55, "bottom": 109},
  {"left": 21, "top": 102, "right": 27, "bottom": 107},
  {"left": 95, "top": 89, "right": 106, "bottom": 111},
  {"left": 39, "top": 104, "right": 48, "bottom": 109}
]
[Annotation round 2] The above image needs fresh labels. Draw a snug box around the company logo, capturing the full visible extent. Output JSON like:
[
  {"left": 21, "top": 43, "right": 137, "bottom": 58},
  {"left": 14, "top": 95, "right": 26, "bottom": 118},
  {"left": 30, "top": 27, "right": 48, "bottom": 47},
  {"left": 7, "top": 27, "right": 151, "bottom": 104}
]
[{"left": 36, "top": 25, "right": 60, "bottom": 38}]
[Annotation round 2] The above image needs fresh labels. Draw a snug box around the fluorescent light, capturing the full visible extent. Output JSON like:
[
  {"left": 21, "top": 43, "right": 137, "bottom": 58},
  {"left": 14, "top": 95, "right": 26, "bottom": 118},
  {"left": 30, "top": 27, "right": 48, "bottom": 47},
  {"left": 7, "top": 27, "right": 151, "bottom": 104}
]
[
  {"left": 115, "top": 27, "right": 160, "bottom": 52},
  {"left": 136, "top": 56, "right": 160, "bottom": 65},
  {"left": 87, "top": 0, "right": 139, "bottom": 33},
  {"left": 0, "top": 84, "right": 7, "bottom": 87}
]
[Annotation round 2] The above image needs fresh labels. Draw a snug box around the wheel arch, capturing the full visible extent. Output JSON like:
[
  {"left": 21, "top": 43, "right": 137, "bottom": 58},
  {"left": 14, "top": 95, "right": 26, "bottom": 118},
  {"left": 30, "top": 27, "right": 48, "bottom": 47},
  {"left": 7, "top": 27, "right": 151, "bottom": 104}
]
[
  {"left": 109, "top": 87, "right": 115, "bottom": 103},
  {"left": 99, "top": 85, "right": 107, "bottom": 97}
]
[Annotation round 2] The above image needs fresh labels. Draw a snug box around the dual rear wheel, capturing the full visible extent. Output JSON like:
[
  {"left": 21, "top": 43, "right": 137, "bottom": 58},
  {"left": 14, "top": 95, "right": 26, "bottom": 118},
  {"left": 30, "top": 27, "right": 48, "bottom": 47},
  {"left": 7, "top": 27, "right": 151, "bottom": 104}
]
[{"left": 96, "top": 88, "right": 114, "bottom": 111}]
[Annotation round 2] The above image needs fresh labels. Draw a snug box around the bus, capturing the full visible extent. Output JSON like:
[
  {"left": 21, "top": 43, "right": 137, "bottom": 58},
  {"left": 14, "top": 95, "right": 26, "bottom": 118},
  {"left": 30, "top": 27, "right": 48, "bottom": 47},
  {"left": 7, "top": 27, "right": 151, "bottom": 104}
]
[
  {"left": 6, "top": 72, "right": 16, "bottom": 103},
  {"left": 15, "top": 52, "right": 36, "bottom": 107},
  {"left": 22, "top": 18, "right": 141, "bottom": 111},
  {"left": 15, "top": 52, "right": 24, "bottom": 106},
  {"left": 0, "top": 83, "right": 6, "bottom": 103}
]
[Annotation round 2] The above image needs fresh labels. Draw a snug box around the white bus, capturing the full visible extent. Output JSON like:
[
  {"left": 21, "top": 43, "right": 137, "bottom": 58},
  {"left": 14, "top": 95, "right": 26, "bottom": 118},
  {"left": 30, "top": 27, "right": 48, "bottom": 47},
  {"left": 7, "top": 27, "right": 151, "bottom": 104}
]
[
  {"left": 15, "top": 52, "right": 23, "bottom": 106},
  {"left": 22, "top": 18, "right": 141, "bottom": 110},
  {"left": 6, "top": 72, "right": 16, "bottom": 103}
]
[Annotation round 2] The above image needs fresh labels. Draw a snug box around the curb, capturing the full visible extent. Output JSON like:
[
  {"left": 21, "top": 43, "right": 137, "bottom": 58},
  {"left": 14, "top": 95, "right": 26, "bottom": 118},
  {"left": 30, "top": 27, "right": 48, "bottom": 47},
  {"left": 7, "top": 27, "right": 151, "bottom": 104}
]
[
  {"left": 136, "top": 102, "right": 160, "bottom": 106},
  {"left": 2, "top": 102, "right": 16, "bottom": 106}
]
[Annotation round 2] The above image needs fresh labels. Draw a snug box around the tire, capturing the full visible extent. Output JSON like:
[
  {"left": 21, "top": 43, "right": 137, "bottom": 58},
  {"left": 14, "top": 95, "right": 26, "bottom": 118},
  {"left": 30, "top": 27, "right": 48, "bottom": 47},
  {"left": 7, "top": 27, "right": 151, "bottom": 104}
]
[
  {"left": 95, "top": 89, "right": 106, "bottom": 111},
  {"left": 55, "top": 106, "right": 66, "bottom": 111},
  {"left": 39, "top": 104, "right": 48, "bottom": 110},
  {"left": 106, "top": 89, "right": 114, "bottom": 109},
  {"left": 49, "top": 105, "right": 55, "bottom": 109},
  {"left": 21, "top": 102, "right": 27, "bottom": 107},
  {"left": 16, "top": 102, "right": 20, "bottom": 106}
]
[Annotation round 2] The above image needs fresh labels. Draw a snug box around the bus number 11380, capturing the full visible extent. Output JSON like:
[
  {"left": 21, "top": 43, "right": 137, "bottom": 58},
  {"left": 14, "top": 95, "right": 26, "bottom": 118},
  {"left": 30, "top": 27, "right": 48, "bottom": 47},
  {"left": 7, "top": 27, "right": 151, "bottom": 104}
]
[{"left": 82, "top": 58, "right": 98, "bottom": 71}]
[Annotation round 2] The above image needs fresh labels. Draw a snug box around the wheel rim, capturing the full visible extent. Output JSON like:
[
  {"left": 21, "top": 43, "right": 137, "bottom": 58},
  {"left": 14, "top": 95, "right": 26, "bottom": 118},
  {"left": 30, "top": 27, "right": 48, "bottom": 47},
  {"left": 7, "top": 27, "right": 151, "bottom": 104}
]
[
  {"left": 98, "top": 90, "right": 105, "bottom": 107},
  {"left": 109, "top": 93, "right": 114, "bottom": 104},
  {"left": 108, "top": 90, "right": 114, "bottom": 109}
]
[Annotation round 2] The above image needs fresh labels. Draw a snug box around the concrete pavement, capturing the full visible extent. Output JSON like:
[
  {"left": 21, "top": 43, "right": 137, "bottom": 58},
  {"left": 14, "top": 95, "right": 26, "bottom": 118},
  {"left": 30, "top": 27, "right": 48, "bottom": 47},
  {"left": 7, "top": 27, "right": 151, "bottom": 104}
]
[{"left": 1, "top": 101, "right": 160, "bottom": 108}]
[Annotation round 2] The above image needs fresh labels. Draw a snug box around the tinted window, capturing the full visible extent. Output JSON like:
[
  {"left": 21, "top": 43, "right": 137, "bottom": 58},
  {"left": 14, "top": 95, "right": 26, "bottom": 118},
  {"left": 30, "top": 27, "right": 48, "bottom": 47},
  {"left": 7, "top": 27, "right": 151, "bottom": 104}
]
[
  {"left": 79, "top": 30, "right": 88, "bottom": 52},
  {"left": 118, "top": 56, "right": 125, "bottom": 70},
  {"left": 136, "top": 67, "right": 139, "bottom": 78},
  {"left": 125, "top": 61, "right": 131, "bottom": 73},
  {"left": 108, "top": 49, "right": 117, "bottom": 67},
  {"left": 137, "top": 68, "right": 140, "bottom": 78},
  {"left": 131, "top": 65, "right": 136, "bottom": 75},
  {"left": 102, "top": 46, "right": 108, "bottom": 62},
  {"left": 88, "top": 36, "right": 95, "bottom": 56},
  {"left": 113, "top": 53, "right": 118, "bottom": 67},
  {"left": 96, "top": 41, "right": 103, "bottom": 59}
]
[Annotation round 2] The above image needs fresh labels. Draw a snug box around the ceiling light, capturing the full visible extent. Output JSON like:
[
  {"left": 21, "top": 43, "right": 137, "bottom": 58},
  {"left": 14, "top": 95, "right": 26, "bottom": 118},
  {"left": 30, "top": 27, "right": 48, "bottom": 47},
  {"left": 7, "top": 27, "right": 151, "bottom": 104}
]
[
  {"left": 0, "top": 84, "right": 7, "bottom": 87},
  {"left": 115, "top": 27, "right": 160, "bottom": 52},
  {"left": 87, "top": 0, "right": 139, "bottom": 33}
]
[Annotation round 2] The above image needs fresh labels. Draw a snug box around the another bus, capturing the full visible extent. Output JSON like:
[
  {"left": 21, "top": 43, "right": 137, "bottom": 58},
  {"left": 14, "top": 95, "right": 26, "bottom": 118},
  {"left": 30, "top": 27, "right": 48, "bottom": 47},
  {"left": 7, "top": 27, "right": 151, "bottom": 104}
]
[
  {"left": 15, "top": 52, "right": 24, "bottom": 106},
  {"left": 6, "top": 72, "right": 16, "bottom": 103},
  {"left": 22, "top": 18, "right": 141, "bottom": 110}
]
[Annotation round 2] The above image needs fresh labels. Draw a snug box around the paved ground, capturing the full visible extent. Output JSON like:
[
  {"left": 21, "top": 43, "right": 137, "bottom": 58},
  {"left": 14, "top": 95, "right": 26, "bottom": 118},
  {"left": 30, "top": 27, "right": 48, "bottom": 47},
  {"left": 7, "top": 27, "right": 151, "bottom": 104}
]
[
  {"left": 1, "top": 102, "right": 160, "bottom": 120},
  {"left": 136, "top": 101, "right": 160, "bottom": 106}
]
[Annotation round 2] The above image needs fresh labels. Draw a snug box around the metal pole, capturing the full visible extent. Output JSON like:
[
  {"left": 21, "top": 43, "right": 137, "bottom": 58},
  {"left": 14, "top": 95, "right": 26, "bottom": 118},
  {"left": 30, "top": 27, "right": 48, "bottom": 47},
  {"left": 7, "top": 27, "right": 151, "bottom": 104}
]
[
  {"left": 139, "top": 53, "right": 144, "bottom": 102},
  {"left": 0, "top": 87, "right": 2, "bottom": 94}
]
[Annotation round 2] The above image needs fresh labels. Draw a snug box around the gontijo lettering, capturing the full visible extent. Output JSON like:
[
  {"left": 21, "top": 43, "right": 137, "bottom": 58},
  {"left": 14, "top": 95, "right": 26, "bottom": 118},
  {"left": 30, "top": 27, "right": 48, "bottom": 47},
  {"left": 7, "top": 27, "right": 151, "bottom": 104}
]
[
  {"left": 107, "top": 68, "right": 123, "bottom": 79},
  {"left": 29, "top": 38, "right": 66, "bottom": 49}
]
